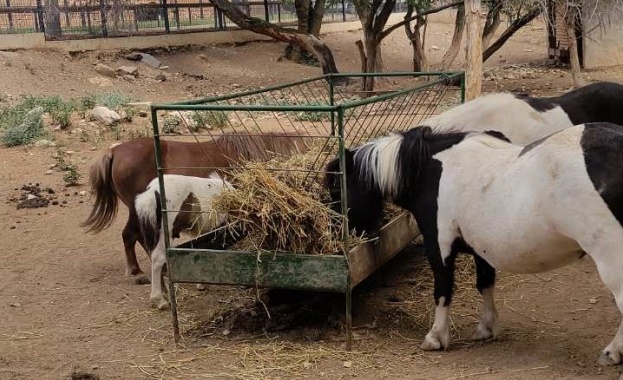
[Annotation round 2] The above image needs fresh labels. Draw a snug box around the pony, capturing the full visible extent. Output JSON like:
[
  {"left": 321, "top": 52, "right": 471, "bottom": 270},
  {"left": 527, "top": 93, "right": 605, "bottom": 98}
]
[
  {"left": 421, "top": 81, "right": 623, "bottom": 145},
  {"left": 135, "top": 173, "right": 233, "bottom": 310},
  {"left": 325, "top": 123, "right": 623, "bottom": 365},
  {"left": 82, "top": 132, "right": 311, "bottom": 285}
]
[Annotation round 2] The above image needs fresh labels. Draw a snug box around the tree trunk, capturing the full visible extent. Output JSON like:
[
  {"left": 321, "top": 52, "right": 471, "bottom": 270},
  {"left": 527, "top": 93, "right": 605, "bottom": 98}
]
[
  {"left": 565, "top": 6, "right": 585, "bottom": 88},
  {"left": 285, "top": 0, "right": 323, "bottom": 64},
  {"left": 209, "top": 0, "right": 341, "bottom": 76},
  {"left": 464, "top": 0, "right": 483, "bottom": 100},
  {"left": 353, "top": 0, "right": 395, "bottom": 92},
  {"left": 404, "top": 4, "right": 428, "bottom": 72},
  {"left": 440, "top": 4, "right": 464, "bottom": 70},
  {"left": 482, "top": 0, "right": 501, "bottom": 49},
  {"left": 482, "top": 6, "right": 541, "bottom": 62}
]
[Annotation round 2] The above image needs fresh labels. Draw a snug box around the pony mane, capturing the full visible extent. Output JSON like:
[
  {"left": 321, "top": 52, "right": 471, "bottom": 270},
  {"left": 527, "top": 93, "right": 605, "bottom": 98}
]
[
  {"left": 216, "top": 132, "right": 312, "bottom": 162},
  {"left": 353, "top": 127, "right": 448, "bottom": 199}
]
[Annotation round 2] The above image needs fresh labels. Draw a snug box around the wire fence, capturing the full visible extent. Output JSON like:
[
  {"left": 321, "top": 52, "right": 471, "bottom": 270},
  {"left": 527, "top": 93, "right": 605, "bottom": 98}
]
[{"left": 0, "top": 0, "right": 407, "bottom": 40}]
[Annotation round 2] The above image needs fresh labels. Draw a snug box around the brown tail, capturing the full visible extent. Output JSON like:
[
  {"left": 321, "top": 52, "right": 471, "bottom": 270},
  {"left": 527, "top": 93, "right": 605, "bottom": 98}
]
[{"left": 81, "top": 149, "right": 119, "bottom": 233}]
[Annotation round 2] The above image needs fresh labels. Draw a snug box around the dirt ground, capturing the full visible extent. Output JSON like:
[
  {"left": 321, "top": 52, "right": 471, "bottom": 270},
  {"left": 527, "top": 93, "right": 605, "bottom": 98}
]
[{"left": 1, "top": 16, "right": 623, "bottom": 380}]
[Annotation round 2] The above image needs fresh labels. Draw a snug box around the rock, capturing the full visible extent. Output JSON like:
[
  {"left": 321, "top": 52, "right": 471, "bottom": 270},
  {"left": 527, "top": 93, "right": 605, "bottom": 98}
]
[
  {"left": 139, "top": 53, "right": 161, "bottom": 68},
  {"left": 117, "top": 65, "right": 138, "bottom": 77},
  {"left": 159, "top": 65, "right": 169, "bottom": 70},
  {"left": 198, "top": 54, "right": 209, "bottom": 62},
  {"left": 88, "top": 106, "right": 122, "bottom": 126},
  {"left": 65, "top": 150, "right": 75, "bottom": 155},
  {"left": 95, "top": 63, "right": 117, "bottom": 78},
  {"left": 88, "top": 77, "right": 113, "bottom": 87},
  {"left": 155, "top": 73, "right": 166, "bottom": 82},
  {"left": 139, "top": 111, "right": 148, "bottom": 117},
  {"left": 79, "top": 191, "right": 87, "bottom": 196},
  {"left": 34, "top": 139, "right": 57, "bottom": 147},
  {"left": 125, "top": 52, "right": 143, "bottom": 61},
  {"left": 122, "top": 75, "right": 136, "bottom": 81},
  {"left": 26, "top": 194, "right": 37, "bottom": 200},
  {"left": 431, "top": 45, "right": 441, "bottom": 50},
  {"left": 46, "top": 170, "right": 54, "bottom": 175}
]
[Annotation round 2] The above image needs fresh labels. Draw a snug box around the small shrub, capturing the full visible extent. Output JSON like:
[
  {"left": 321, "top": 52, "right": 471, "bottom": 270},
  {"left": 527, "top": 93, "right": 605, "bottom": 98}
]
[
  {"left": 97, "top": 92, "right": 133, "bottom": 110},
  {"left": 55, "top": 150, "right": 82, "bottom": 186},
  {"left": 204, "top": 111, "right": 229, "bottom": 129},
  {"left": 62, "top": 165, "right": 82, "bottom": 186},
  {"left": 2, "top": 106, "right": 46, "bottom": 147},
  {"left": 162, "top": 115, "right": 181, "bottom": 134}
]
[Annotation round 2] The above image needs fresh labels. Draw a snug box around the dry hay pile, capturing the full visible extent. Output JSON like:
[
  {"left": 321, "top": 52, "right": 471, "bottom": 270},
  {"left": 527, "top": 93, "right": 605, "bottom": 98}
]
[
  {"left": 209, "top": 140, "right": 411, "bottom": 255},
  {"left": 212, "top": 144, "right": 354, "bottom": 255}
]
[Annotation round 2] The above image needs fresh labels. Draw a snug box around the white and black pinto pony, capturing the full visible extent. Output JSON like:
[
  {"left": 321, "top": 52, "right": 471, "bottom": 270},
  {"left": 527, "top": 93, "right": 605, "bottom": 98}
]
[
  {"left": 135, "top": 174, "right": 232, "bottom": 310},
  {"left": 421, "top": 81, "right": 623, "bottom": 145},
  {"left": 324, "top": 123, "right": 623, "bottom": 365}
]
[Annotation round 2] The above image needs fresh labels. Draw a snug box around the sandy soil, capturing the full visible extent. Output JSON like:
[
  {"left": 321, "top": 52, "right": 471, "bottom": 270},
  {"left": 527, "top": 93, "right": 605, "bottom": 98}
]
[{"left": 1, "top": 16, "right": 623, "bottom": 380}]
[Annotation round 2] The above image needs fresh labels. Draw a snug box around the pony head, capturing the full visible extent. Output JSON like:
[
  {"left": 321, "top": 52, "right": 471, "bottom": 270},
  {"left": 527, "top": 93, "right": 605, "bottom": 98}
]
[{"left": 324, "top": 148, "right": 385, "bottom": 236}]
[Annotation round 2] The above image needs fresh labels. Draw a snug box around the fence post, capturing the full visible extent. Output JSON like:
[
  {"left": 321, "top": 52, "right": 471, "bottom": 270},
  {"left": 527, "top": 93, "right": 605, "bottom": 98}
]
[
  {"left": 99, "top": 0, "right": 108, "bottom": 36},
  {"left": 35, "top": 0, "right": 45, "bottom": 33},
  {"left": 263, "top": 0, "right": 269, "bottom": 21},
  {"left": 341, "top": 0, "right": 346, "bottom": 22},
  {"left": 162, "top": 0, "right": 170, "bottom": 32}
]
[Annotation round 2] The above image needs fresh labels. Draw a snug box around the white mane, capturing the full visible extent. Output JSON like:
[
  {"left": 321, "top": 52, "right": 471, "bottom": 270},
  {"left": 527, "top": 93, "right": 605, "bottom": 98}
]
[{"left": 353, "top": 133, "right": 404, "bottom": 198}]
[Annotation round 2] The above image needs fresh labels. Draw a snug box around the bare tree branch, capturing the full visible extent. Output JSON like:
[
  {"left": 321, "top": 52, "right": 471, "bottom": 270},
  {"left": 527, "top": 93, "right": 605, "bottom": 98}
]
[
  {"left": 380, "top": 0, "right": 463, "bottom": 40},
  {"left": 483, "top": 5, "right": 542, "bottom": 62}
]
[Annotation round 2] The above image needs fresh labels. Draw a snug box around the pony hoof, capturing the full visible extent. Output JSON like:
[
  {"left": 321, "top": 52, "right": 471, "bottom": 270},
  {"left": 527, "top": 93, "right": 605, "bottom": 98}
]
[
  {"left": 472, "top": 323, "right": 498, "bottom": 341},
  {"left": 597, "top": 351, "right": 622, "bottom": 366},
  {"left": 133, "top": 276, "right": 151, "bottom": 285},
  {"left": 420, "top": 335, "right": 446, "bottom": 351}
]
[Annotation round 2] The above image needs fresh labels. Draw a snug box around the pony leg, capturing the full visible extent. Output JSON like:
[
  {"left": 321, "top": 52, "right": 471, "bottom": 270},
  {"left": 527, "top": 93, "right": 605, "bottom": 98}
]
[
  {"left": 420, "top": 243, "right": 457, "bottom": 351},
  {"left": 149, "top": 236, "right": 170, "bottom": 310},
  {"left": 591, "top": 251, "right": 623, "bottom": 366},
  {"left": 473, "top": 255, "right": 499, "bottom": 340},
  {"left": 122, "top": 209, "right": 150, "bottom": 285}
]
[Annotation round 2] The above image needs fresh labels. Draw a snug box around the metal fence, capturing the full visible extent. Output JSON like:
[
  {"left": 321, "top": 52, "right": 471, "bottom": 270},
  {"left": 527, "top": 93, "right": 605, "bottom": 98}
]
[{"left": 0, "top": 0, "right": 378, "bottom": 40}]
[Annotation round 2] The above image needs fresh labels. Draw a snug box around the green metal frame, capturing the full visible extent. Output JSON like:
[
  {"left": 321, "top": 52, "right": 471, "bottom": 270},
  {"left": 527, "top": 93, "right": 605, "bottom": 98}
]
[{"left": 150, "top": 71, "right": 465, "bottom": 348}]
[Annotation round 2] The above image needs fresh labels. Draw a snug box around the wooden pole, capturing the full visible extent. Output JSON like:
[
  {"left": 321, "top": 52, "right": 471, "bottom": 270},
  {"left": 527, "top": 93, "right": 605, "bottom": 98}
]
[{"left": 464, "top": 0, "right": 483, "bottom": 100}]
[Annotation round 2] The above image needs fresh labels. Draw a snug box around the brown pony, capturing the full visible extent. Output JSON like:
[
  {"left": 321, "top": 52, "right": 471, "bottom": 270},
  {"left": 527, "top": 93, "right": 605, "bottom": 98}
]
[{"left": 82, "top": 133, "right": 311, "bottom": 284}]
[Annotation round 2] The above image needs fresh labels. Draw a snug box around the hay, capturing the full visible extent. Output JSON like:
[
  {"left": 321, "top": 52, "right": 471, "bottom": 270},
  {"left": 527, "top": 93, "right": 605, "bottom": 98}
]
[
  {"left": 211, "top": 144, "right": 358, "bottom": 255},
  {"left": 207, "top": 140, "right": 411, "bottom": 255}
]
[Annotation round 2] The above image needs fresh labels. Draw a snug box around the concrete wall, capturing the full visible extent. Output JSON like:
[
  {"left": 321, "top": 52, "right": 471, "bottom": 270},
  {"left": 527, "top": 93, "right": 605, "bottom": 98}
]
[
  {"left": 0, "top": 14, "right": 407, "bottom": 52},
  {"left": 582, "top": 7, "right": 623, "bottom": 69}
]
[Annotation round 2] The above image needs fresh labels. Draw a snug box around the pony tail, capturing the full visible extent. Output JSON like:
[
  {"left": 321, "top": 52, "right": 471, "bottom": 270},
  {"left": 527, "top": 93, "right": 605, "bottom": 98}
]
[{"left": 135, "top": 187, "right": 161, "bottom": 253}]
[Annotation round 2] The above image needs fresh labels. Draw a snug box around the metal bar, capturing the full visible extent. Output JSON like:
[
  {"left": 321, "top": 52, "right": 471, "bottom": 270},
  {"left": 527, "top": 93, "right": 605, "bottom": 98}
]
[
  {"left": 460, "top": 73, "right": 466, "bottom": 103},
  {"left": 168, "top": 76, "right": 327, "bottom": 105},
  {"left": 99, "top": 0, "right": 108, "bottom": 37},
  {"left": 345, "top": 288, "right": 353, "bottom": 350},
  {"left": 337, "top": 106, "right": 349, "bottom": 255},
  {"left": 150, "top": 107, "right": 180, "bottom": 342},
  {"left": 151, "top": 103, "right": 338, "bottom": 112},
  {"left": 263, "top": 0, "right": 268, "bottom": 21},
  {"left": 162, "top": 0, "right": 170, "bottom": 33},
  {"left": 342, "top": 74, "right": 462, "bottom": 109}
]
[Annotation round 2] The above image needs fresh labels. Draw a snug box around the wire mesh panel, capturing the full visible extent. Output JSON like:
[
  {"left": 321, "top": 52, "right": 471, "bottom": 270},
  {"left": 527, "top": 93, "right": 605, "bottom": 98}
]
[{"left": 150, "top": 72, "right": 464, "bottom": 248}]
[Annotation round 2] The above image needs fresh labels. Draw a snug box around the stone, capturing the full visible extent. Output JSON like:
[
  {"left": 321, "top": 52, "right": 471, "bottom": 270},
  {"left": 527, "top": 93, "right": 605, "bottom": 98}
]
[
  {"left": 88, "top": 106, "right": 122, "bottom": 126},
  {"left": 155, "top": 73, "right": 167, "bottom": 82},
  {"left": 125, "top": 52, "right": 143, "bottom": 61},
  {"left": 79, "top": 191, "right": 87, "bottom": 196},
  {"left": 117, "top": 65, "right": 138, "bottom": 77},
  {"left": 139, "top": 53, "right": 161, "bottom": 68},
  {"left": 34, "top": 139, "right": 57, "bottom": 147},
  {"left": 88, "top": 77, "right": 113, "bottom": 87},
  {"left": 95, "top": 63, "right": 117, "bottom": 78}
]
